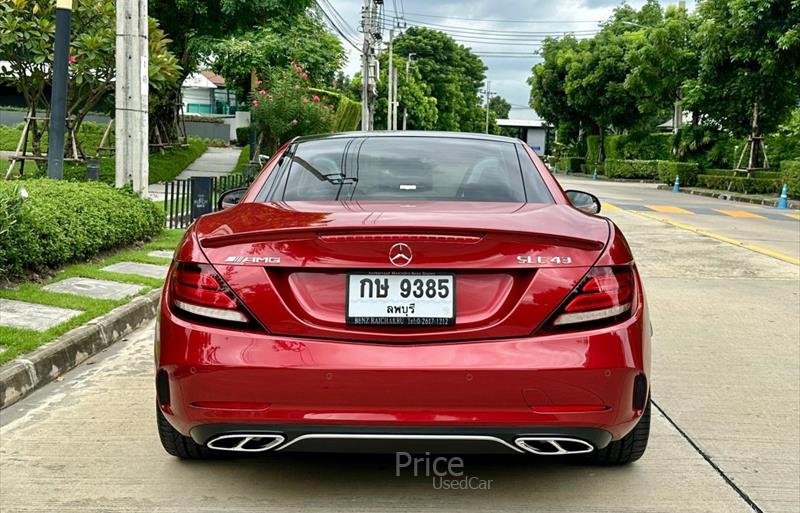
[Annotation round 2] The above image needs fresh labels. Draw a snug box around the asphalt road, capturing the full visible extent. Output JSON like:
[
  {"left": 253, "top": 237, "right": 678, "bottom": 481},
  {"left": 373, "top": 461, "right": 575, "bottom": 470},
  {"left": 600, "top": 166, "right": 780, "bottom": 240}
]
[{"left": 1, "top": 182, "right": 798, "bottom": 513}]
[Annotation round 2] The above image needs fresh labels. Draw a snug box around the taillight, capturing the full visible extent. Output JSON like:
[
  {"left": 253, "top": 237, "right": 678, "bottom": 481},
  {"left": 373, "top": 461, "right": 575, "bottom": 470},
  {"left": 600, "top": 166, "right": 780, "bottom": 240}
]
[
  {"left": 551, "top": 266, "right": 636, "bottom": 329},
  {"left": 169, "top": 262, "right": 254, "bottom": 326}
]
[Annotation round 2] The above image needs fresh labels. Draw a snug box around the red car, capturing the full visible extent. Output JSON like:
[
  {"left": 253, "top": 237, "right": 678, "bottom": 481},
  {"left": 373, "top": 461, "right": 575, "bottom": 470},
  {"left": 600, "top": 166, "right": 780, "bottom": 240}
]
[{"left": 155, "top": 132, "right": 651, "bottom": 464}]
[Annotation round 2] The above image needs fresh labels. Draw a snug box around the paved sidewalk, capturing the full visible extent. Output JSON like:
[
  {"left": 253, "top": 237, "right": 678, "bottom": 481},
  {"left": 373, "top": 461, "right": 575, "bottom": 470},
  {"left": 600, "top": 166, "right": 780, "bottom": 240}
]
[{"left": 149, "top": 146, "right": 241, "bottom": 201}]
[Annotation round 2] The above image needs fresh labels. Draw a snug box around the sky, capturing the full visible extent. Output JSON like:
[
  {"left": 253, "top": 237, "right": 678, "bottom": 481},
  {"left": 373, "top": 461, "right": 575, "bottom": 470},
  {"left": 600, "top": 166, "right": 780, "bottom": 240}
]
[{"left": 322, "top": 0, "right": 695, "bottom": 119}]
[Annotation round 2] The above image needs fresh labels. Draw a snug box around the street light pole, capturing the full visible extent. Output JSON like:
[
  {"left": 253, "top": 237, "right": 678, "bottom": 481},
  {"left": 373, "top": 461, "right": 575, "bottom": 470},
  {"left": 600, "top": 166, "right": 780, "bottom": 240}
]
[
  {"left": 402, "top": 53, "right": 415, "bottom": 131},
  {"left": 484, "top": 80, "right": 492, "bottom": 134},
  {"left": 46, "top": 0, "right": 73, "bottom": 180},
  {"left": 387, "top": 29, "right": 394, "bottom": 131}
]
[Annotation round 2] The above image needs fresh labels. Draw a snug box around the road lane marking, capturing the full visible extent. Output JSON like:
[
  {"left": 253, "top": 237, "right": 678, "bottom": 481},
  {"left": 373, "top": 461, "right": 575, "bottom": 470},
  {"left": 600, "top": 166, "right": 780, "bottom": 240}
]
[
  {"left": 646, "top": 205, "right": 694, "bottom": 214},
  {"left": 715, "top": 209, "right": 766, "bottom": 219},
  {"left": 784, "top": 213, "right": 800, "bottom": 220},
  {"left": 602, "top": 202, "right": 622, "bottom": 212},
  {"left": 634, "top": 212, "right": 800, "bottom": 266}
]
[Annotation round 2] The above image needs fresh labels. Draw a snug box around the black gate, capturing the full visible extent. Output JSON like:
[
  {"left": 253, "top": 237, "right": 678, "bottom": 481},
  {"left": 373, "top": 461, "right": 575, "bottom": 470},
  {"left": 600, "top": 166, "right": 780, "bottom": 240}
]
[{"left": 163, "top": 173, "right": 255, "bottom": 229}]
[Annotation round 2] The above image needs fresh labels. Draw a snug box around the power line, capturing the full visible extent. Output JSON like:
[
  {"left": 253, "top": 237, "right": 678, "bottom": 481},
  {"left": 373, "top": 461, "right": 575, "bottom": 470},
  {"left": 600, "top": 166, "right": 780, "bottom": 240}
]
[
  {"left": 382, "top": 14, "right": 598, "bottom": 36},
  {"left": 317, "top": 0, "right": 361, "bottom": 40},
  {"left": 385, "top": 10, "right": 602, "bottom": 25},
  {"left": 315, "top": 0, "right": 361, "bottom": 51}
]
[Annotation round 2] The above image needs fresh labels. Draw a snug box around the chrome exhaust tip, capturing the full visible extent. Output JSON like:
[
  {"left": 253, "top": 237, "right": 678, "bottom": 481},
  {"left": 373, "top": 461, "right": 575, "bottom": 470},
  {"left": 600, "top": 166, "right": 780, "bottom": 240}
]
[
  {"left": 207, "top": 434, "right": 285, "bottom": 452},
  {"left": 515, "top": 436, "right": 594, "bottom": 455}
]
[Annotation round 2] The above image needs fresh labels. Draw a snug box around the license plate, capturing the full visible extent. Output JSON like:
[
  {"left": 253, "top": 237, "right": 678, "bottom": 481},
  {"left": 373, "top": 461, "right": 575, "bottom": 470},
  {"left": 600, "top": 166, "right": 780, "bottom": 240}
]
[{"left": 346, "top": 273, "right": 455, "bottom": 326}]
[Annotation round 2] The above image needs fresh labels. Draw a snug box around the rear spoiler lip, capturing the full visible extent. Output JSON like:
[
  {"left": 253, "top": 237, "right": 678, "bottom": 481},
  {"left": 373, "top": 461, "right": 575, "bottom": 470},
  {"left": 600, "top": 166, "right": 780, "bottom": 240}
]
[{"left": 199, "top": 225, "right": 606, "bottom": 251}]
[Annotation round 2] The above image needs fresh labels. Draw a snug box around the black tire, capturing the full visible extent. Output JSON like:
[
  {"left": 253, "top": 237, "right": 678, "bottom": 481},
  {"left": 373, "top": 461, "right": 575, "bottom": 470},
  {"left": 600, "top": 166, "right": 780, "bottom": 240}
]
[
  {"left": 156, "top": 406, "right": 222, "bottom": 459},
  {"left": 586, "top": 399, "right": 651, "bottom": 465}
]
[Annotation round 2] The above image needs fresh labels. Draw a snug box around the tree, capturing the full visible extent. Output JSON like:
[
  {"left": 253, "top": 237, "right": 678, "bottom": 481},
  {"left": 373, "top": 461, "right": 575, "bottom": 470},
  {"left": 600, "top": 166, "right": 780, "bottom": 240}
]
[
  {"left": 528, "top": 35, "right": 588, "bottom": 146},
  {"left": 0, "top": 0, "right": 179, "bottom": 159},
  {"left": 391, "top": 27, "right": 487, "bottom": 132},
  {"left": 625, "top": 5, "right": 700, "bottom": 122},
  {"left": 210, "top": 11, "right": 344, "bottom": 102},
  {"left": 683, "top": 0, "right": 800, "bottom": 169},
  {"left": 489, "top": 96, "right": 511, "bottom": 120},
  {"left": 148, "top": 0, "right": 313, "bottom": 138},
  {"left": 370, "top": 53, "right": 438, "bottom": 131}
]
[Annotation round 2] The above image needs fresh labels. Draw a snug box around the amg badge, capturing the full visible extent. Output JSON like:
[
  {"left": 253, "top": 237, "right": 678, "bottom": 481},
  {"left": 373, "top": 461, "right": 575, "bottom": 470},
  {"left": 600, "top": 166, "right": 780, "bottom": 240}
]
[{"left": 224, "top": 256, "right": 281, "bottom": 264}]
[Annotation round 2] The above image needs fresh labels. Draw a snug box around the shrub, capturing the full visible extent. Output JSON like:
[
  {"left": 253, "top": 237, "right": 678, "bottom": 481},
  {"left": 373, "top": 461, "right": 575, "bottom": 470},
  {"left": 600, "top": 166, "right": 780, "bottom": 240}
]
[
  {"left": 704, "top": 169, "right": 781, "bottom": 179},
  {"left": 557, "top": 156, "right": 585, "bottom": 173},
  {"left": 696, "top": 175, "right": 782, "bottom": 195},
  {"left": 0, "top": 180, "right": 164, "bottom": 278},
  {"left": 780, "top": 160, "right": 800, "bottom": 198},
  {"left": 236, "top": 126, "right": 252, "bottom": 146},
  {"left": 656, "top": 161, "right": 700, "bottom": 186},
  {"left": 603, "top": 160, "right": 659, "bottom": 180},
  {"left": 181, "top": 115, "right": 224, "bottom": 124},
  {"left": 585, "top": 133, "right": 672, "bottom": 167},
  {"left": 250, "top": 62, "right": 333, "bottom": 154}
]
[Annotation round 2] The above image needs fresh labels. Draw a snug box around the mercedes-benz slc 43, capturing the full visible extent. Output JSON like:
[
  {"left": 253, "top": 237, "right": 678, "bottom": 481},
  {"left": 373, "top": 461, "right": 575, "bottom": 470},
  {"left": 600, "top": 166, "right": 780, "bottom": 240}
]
[{"left": 155, "top": 132, "right": 651, "bottom": 464}]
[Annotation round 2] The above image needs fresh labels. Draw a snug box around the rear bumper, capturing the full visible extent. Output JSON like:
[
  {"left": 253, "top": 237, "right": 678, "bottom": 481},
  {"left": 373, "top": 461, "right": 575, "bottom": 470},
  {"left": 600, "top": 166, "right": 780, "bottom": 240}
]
[{"left": 156, "top": 301, "right": 651, "bottom": 446}]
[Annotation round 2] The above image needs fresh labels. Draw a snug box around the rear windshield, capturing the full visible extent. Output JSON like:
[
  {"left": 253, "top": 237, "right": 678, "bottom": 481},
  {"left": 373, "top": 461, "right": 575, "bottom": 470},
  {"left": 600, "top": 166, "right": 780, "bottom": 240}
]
[{"left": 263, "top": 136, "right": 552, "bottom": 204}]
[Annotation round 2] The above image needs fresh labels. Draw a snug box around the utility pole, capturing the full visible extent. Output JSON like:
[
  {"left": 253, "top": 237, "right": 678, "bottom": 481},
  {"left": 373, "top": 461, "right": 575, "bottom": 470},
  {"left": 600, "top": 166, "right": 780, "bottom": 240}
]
[
  {"left": 46, "top": 0, "right": 73, "bottom": 180},
  {"left": 484, "top": 80, "right": 492, "bottom": 134},
  {"left": 115, "top": 0, "right": 149, "bottom": 195},
  {"left": 387, "top": 29, "right": 394, "bottom": 131},
  {"left": 360, "top": 0, "right": 379, "bottom": 131},
  {"left": 392, "top": 67, "right": 398, "bottom": 130},
  {"left": 402, "top": 53, "right": 415, "bottom": 130}
]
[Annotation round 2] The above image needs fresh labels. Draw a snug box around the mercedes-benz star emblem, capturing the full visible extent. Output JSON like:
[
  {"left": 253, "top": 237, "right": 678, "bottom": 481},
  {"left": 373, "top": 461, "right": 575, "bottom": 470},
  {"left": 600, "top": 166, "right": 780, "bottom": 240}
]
[{"left": 389, "top": 243, "right": 413, "bottom": 267}]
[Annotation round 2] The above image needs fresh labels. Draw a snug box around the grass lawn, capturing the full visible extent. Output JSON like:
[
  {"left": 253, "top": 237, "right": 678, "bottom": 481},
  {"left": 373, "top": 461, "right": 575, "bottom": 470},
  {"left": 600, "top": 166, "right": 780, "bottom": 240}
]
[
  {"left": 0, "top": 229, "right": 184, "bottom": 365},
  {"left": 1, "top": 122, "right": 209, "bottom": 184}
]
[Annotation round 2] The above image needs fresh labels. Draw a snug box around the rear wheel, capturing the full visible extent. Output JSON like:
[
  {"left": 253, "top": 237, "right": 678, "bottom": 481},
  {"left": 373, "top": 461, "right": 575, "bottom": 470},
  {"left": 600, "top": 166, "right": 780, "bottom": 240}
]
[
  {"left": 156, "top": 406, "right": 222, "bottom": 459},
  {"left": 586, "top": 399, "right": 651, "bottom": 465}
]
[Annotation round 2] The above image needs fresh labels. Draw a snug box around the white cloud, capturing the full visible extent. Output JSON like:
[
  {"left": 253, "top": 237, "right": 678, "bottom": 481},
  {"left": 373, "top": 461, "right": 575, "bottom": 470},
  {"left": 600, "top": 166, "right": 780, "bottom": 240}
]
[{"left": 327, "top": 0, "right": 695, "bottom": 107}]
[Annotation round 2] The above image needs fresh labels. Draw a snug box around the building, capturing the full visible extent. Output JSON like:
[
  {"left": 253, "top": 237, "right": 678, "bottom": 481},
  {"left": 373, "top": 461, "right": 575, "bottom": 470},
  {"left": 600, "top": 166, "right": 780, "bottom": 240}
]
[
  {"left": 496, "top": 117, "right": 551, "bottom": 155},
  {"left": 181, "top": 71, "right": 238, "bottom": 115}
]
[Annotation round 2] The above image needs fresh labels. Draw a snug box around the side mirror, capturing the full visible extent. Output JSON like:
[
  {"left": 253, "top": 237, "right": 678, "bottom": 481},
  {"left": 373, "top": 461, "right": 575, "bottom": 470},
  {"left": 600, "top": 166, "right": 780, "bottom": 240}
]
[
  {"left": 565, "top": 190, "right": 601, "bottom": 215},
  {"left": 217, "top": 187, "right": 247, "bottom": 210}
]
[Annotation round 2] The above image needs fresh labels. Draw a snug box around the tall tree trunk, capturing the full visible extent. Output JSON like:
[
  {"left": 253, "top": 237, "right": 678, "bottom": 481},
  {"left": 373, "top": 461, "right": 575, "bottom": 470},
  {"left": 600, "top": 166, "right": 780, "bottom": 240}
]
[{"left": 747, "top": 102, "right": 762, "bottom": 170}]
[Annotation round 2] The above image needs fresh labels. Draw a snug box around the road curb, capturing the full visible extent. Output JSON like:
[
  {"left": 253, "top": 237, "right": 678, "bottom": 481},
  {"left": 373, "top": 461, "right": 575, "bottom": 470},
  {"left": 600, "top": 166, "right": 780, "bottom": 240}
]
[
  {"left": 0, "top": 288, "right": 161, "bottom": 409},
  {"left": 656, "top": 184, "right": 800, "bottom": 209}
]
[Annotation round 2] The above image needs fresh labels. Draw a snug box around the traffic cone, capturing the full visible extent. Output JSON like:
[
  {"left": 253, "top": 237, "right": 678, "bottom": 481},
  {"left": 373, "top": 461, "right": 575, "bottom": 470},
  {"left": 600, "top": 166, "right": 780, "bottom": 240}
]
[
  {"left": 778, "top": 183, "right": 788, "bottom": 209},
  {"left": 672, "top": 175, "right": 680, "bottom": 193}
]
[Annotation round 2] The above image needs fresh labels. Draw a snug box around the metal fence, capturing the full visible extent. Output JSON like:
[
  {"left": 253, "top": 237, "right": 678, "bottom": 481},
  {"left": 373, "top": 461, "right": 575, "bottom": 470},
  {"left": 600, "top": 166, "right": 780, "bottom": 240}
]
[{"left": 163, "top": 172, "right": 255, "bottom": 228}]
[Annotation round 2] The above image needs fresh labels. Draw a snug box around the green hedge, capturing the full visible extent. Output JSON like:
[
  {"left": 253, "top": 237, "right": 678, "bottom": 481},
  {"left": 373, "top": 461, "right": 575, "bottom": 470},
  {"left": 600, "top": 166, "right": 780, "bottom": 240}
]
[
  {"left": 236, "top": 127, "right": 252, "bottom": 146},
  {"left": 603, "top": 159, "right": 659, "bottom": 180},
  {"left": 656, "top": 161, "right": 700, "bottom": 186},
  {"left": 696, "top": 175, "right": 782, "bottom": 195},
  {"left": 0, "top": 180, "right": 164, "bottom": 278},
  {"left": 780, "top": 160, "right": 800, "bottom": 198},
  {"left": 586, "top": 133, "right": 673, "bottom": 167},
  {"left": 557, "top": 156, "right": 585, "bottom": 173},
  {"left": 703, "top": 169, "right": 781, "bottom": 179}
]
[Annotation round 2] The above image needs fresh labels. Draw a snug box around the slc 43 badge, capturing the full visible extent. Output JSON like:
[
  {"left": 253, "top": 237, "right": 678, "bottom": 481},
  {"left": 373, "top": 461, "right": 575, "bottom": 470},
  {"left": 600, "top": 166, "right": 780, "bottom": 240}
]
[{"left": 517, "top": 256, "right": 573, "bottom": 265}]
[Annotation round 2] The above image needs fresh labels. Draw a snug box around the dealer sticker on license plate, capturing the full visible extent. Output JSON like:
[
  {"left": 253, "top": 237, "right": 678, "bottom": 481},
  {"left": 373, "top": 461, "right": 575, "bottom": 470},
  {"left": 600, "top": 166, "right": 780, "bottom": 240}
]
[{"left": 346, "top": 273, "right": 455, "bottom": 326}]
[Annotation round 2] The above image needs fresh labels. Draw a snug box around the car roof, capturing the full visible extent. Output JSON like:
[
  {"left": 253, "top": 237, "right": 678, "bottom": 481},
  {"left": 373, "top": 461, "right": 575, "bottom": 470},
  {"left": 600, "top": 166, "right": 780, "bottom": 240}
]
[{"left": 294, "top": 131, "right": 523, "bottom": 145}]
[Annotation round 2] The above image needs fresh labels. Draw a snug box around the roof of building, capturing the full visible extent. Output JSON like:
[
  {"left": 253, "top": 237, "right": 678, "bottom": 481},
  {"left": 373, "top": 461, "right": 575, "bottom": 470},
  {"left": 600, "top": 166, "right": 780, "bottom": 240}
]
[
  {"left": 200, "top": 70, "right": 226, "bottom": 87},
  {"left": 496, "top": 118, "right": 549, "bottom": 128}
]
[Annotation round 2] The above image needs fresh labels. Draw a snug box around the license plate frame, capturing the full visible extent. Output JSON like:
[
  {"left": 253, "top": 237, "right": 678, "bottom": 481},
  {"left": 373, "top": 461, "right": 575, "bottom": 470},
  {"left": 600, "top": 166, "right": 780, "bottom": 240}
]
[{"left": 346, "top": 272, "right": 456, "bottom": 326}]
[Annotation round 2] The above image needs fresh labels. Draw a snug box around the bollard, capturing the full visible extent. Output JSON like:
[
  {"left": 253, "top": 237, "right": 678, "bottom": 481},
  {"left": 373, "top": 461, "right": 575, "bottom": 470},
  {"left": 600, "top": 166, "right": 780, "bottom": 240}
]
[
  {"left": 778, "top": 183, "right": 789, "bottom": 209},
  {"left": 672, "top": 175, "right": 680, "bottom": 193},
  {"left": 592, "top": 167, "right": 598, "bottom": 180}
]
